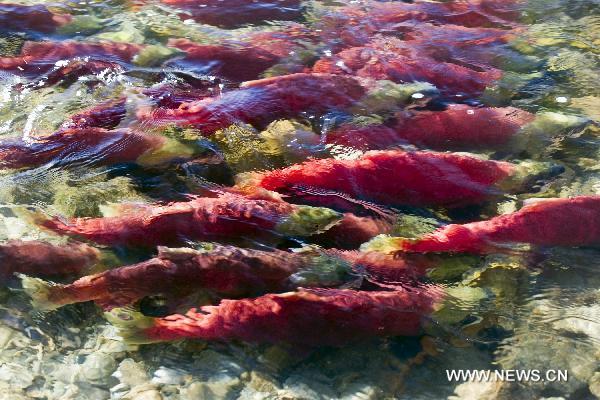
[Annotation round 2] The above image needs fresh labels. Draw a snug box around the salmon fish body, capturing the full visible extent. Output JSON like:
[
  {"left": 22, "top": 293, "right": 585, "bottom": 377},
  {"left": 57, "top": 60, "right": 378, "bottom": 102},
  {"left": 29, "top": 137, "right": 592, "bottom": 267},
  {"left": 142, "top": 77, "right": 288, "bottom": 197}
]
[
  {"left": 399, "top": 22, "right": 512, "bottom": 47},
  {"left": 326, "top": 105, "right": 536, "bottom": 151},
  {"left": 241, "top": 26, "right": 317, "bottom": 57},
  {"left": 143, "top": 82, "right": 218, "bottom": 109},
  {"left": 358, "top": 0, "right": 522, "bottom": 29},
  {"left": 22, "top": 244, "right": 429, "bottom": 310},
  {"left": 62, "top": 81, "right": 218, "bottom": 131},
  {"left": 312, "top": 213, "right": 394, "bottom": 250},
  {"left": 168, "top": 30, "right": 311, "bottom": 81},
  {"left": 160, "top": 0, "right": 302, "bottom": 28},
  {"left": 40, "top": 193, "right": 342, "bottom": 247},
  {"left": 328, "top": 249, "right": 432, "bottom": 284},
  {"left": 0, "top": 41, "right": 141, "bottom": 77},
  {"left": 0, "top": 127, "right": 166, "bottom": 169},
  {"left": 394, "top": 196, "right": 600, "bottom": 254},
  {"left": 313, "top": 0, "right": 523, "bottom": 51},
  {"left": 396, "top": 22, "right": 524, "bottom": 70},
  {"left": 313, "top": 37, "right": 502, "bottom": 96},
  {"left": 168, "top": 39, "right": 281, "bottom": 82},
  {"left": 109, "top": 286, "right": 441, "bottom": 346},
  {"left": 325, "top": 125, "right": 403, "bottom": 152},
  {"left": 61, "top": 99, "right": 128, "bottom": 131},
  {"left": 0, "top": 3, "right": 71, "bottom": 34},
  {"left": 35, "top": 59, "right": 124, "bottom": 88},
  {"left": 0, "top": 240, "right": 98, "bottom": 281},
  {"left": 63, "top": 79, "right": 220, "bottom": 131},
  {"left": 391, "top": 106, "right": 535, "bottom": 150},
  {"left": 142, "top": 73, "right": 366, "bottom": 135},
  {"left": 246, "top": 150, "right": 527, "bottom": 208},
  {"left": 23, "top": 245, "right": 311, "bottom": 310}
]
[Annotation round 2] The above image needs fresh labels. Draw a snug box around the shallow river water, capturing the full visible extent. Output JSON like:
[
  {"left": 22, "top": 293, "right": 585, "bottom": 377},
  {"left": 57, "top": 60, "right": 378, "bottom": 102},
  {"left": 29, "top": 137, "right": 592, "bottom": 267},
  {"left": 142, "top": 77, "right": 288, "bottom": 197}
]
[{"left": 0, "top": 0, "right": 599, "bottom": 399}]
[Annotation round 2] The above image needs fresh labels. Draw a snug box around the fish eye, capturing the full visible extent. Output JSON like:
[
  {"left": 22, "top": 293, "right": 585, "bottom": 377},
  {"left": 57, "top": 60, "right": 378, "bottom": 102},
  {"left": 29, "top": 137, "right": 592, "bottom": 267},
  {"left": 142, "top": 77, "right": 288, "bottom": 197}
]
[
  {"left": 117, "top": 312, "right": 133, "bottom": 321},
  {"left": 139, "top": 295, "right": 171, "bottom": 317}
]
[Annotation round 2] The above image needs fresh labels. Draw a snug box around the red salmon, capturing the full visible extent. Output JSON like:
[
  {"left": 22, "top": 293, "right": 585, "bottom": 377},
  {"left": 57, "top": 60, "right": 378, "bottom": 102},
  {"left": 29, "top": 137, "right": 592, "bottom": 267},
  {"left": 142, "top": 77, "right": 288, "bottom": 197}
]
[
  {"left": 108, "top": 286, "right": 441, "bottom": 346},
  {"left": 392, "top": 196, "right": 600, "bottom": 254},
  {"left": 243, "top": 150, "right": 554, "bottom": 208},
  {"left": 142, "top": 73, "right": 365, "bottom": 135},
  {"left": 0, "top": 240, "right": 98, "bottom": 281},
  {"left": 40, "top": 193, "right": 342, "bottom": 247}
]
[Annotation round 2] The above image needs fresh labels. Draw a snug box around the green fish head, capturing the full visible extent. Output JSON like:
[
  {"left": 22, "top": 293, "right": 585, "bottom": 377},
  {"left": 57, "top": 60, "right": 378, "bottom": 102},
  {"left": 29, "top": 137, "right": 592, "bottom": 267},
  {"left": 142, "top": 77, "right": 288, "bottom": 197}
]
[
  {"left": 105, "top": 307, "right": 158, "bottom": 345},
  {"left": 276, "top": 206, "right": 342, "bottom": 237},
  {"left": 500, "top": 160, "right": 566, "bottom": 192}
]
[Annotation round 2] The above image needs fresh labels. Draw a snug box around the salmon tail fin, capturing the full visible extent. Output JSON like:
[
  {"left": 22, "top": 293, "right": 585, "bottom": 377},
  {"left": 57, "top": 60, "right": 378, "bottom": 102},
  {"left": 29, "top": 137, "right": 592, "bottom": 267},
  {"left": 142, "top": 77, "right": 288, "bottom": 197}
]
[
  {"left": 18, "top": 274, "right": 62, "bottom": 311},
  {"left": 11, "top": 205, "right": 71, "bottom": 236},
  {"left": 105, "top": 307, "right": 159, "bottom": 345},
  {"left": 12, "top": 205, "right": 52, "bottom": 228}
]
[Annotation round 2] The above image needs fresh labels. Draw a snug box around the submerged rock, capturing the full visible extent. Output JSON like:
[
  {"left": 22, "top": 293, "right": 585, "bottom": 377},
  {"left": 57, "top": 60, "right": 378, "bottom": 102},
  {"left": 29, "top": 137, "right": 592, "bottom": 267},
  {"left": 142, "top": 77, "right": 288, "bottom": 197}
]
[{"left": 52, "top": 175, "right": 146, "bottom": 218}]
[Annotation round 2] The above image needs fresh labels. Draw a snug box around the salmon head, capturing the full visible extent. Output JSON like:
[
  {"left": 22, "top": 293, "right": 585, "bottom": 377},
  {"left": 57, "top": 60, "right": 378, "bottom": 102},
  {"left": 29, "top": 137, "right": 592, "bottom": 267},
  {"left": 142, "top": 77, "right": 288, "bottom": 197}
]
[{"left": 276, "top": 205, "right": 343, "bottom": 237}]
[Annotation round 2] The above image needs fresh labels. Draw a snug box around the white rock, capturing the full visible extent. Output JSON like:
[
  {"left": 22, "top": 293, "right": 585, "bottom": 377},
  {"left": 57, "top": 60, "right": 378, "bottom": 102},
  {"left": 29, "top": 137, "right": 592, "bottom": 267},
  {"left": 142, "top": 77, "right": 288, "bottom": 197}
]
[
  {"left": 589, "top": 372, "right": 600, "bottom": 399},
  {"left": 449, "top": 381, "right": 504, "bottom": 400},
  {"left": 81, "top": 352, "right": 118, "bottom": 384},
  {"left": 152, "top": 367, "right": 187, "bottom": 386}
]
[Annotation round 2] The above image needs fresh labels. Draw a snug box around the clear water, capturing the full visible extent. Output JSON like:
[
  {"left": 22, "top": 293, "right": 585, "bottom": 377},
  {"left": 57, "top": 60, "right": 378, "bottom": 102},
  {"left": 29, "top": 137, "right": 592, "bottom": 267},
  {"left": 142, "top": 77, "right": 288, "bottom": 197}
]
[{"left": 0, "top": 0, "right": 599, "bottom": 399}]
